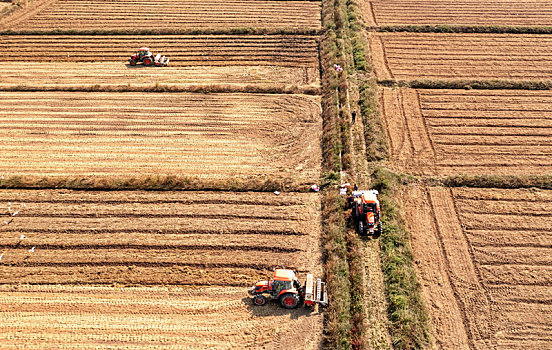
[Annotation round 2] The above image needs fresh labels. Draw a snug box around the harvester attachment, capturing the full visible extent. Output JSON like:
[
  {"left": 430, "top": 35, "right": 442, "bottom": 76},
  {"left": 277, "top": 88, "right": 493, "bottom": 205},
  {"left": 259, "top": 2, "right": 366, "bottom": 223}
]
[
  {"left": 304, "top": 273, "right": 328, "bottom": 307},
  {"left": 154, "top": 54, "right": 169, "bottom": 66}
]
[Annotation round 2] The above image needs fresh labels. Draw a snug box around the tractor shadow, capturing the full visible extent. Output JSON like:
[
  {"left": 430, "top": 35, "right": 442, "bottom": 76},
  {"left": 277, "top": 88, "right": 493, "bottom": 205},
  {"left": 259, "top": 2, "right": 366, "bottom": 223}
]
[
  {"left": 241, "top": 297, "right": 322, "bottom": 319},
  {"left": 125, "top": 64, "right": 147, "bottom": 69}
]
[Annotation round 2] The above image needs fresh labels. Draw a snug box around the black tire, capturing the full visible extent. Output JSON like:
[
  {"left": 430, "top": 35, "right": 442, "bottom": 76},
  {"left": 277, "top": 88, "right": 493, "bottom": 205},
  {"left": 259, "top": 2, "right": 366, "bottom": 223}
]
[
  {"left": 374, "top": 221, "right": 382, "bottom": 238},
  {"left": 252, "top": 295, "right": 267, "bottom": 306},
  {"left": 143, "top": 57, "right": 152, "bottom": 66},
  {"left": 357, "top": 220, "right": 368, "bottom": 236},
  {"left": 279, "top": 293, "right": 300, "bottom": 309},
  {"left": 129, "top": 60, "right": 137, "bottom": 66}
]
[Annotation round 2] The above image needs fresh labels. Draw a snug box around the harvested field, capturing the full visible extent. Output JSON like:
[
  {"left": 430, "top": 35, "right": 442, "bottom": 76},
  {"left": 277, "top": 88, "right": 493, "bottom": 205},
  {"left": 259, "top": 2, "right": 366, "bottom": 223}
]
[
  {"left": 0, "top": 190, "right": 321, "bottom": 285},
  {"left": 0, "top": 35, "right": 320, "bottom": 88},
  {"left": 365, "top": 1, "right": 552, "bottom": 27},
  {"left": 0, "top": 91, "right": 321, "bottom": 181},
  {"left": 0, "top": 285, "right": 323, "bottom": 349},
  {"left": 380, "top": 88, "right": 552, "bottom": 175},
  {"left": 400, "top": 185, "right": 552, "bottom": 349},
  {"left": 0, "top": 0, "right": 321, "bottom": 31},
  {"left": 370, "top": 33, "right": 552, "bottom": 81}
]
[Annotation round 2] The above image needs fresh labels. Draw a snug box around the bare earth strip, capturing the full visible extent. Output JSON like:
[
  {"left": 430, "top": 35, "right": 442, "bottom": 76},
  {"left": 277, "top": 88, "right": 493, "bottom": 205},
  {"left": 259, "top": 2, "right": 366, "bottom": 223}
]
[
  {"left": 370, "top": 33, "right": 552, "bottom": 81},
  {"left": 0, "top": 285, "right": 323, "bottom": 349},
  {"left": 0, "top": 91, "right": 321, "bottom": 181},
  {"left": 0, "top": 190, "right": 322, "bottom": 285},
  {"left": 0, "top": 35, "right": 320, "bottom": 89},
  {"left": 400, "top": 186, "right": 552, "bottom": 349},
  {"left": 380, "top": 87, "right": 552, "bottom": 176},
  {"left": 367, "top": 0, "right": 552, "bottom": 26},
  {"left": 0, "top": 0, "right": 321, "bottom": 31}
]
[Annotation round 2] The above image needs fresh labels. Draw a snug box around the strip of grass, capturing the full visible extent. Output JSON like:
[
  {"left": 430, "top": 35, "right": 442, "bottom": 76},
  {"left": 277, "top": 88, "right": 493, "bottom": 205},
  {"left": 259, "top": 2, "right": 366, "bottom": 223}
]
[
  {"left": 438, "top": 174, "right": 552, "bottom": 189},
  {"left": 371, "top": 167, "right": 431, "bottom": 349},
  {"left": 379, "top": 79, "right": 552, "bottom": 90},
  {"left": 0, "top": 175, "right": 311, "bottom": 192},
  {"left": 0, "top": 28, "right": 322, "bottom": 36},
  {"left": 0, "top": 84, "right": 321, "bottom": 95},
  {"left": 373, "top": 24, "right": 552, "bottom": 35}
]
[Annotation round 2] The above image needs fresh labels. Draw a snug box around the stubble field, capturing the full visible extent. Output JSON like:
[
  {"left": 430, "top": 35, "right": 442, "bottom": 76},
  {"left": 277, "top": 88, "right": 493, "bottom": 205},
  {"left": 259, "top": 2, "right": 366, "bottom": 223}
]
[
  {"left": 380, "top": 88, "right": 552, "bottom": 175},
  {"left": 370, "top": 33, "right": 552, "bottom": 81},
  {"left": 0, "top": 91, "right": 321, "bottom": 181},
  {"left": 401, "top": 186, "right": 552, "bottom": 349},
  {"left": 0, "top": 35, "right": 320, "bottom": 88},
  {"left": 364, "top": 0, "right": 552, "bottom": 27},
  {"left": 0, "top": 0, "right": 321, "bottom": 31}
]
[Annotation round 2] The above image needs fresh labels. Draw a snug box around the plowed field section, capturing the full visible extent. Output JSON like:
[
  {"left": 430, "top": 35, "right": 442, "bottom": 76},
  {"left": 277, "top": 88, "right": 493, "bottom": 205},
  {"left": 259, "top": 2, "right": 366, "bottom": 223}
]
[
  {"left": 366, "top": 1, "right": 552, "bottom": 26},
  {"left": 0, "top": 190, "right": 321, "bottom": 285},
  {"left": 0, "top": 35, "right": 320, "bottom": 88},
  {"left": 0, "top": 285, "right": 323, "bottom": 349},
  {"left": 370, "top": 33, "right": 552, "bottom": 81},
  {"left": 401, "top": 186, "right": 552, "bottom": 349},
  {"left": 0, "top": 91, "right": 321, "bottom": 181},
  {"left": 1, "top": 0, "right": 321, "bottom": 31},
  {"left": 381, "top": 88, "right": 552, "bottom": 175}
]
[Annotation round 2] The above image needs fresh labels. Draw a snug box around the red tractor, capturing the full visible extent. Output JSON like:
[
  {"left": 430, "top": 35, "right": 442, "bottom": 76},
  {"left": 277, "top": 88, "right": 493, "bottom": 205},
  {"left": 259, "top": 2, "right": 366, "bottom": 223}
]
[
  {"left": 348, "top": 190, "right": 382, "bottom": 237},
  {"left": 248, "top": 269, "right": 327, "bottom": 309},
  {"left": 129, "top": 47, "right": 169, "bottom": 67}
]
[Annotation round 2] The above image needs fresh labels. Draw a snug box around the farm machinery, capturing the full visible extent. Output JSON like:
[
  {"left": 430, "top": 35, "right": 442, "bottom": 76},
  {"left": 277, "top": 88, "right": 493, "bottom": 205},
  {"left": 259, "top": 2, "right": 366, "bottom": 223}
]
[
  {"left": 129, "top": 47, "right": 169, "bottom": 67},
  {"left": 248, "top": 269, "right": 328, "bottom": 309},
  {"left": 347, "top": 190, "right": 382, "bottom": 237}
]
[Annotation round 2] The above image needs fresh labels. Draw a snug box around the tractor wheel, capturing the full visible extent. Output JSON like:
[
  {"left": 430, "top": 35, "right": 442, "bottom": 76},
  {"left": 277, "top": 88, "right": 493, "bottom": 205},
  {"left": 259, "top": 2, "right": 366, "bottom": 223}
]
[
  {"left": 143, "top": 57, "right": 152, "bottom": 66},
  {"left": 373, "top": 221, "right": 382, "bottom": 238},
  {"left": 129, "top": 60, "right": 137, "bottom": 66},
  {"left": 280, "top": 293, "right": 300, "bottom": 309},
  {"left": 357, "top": 220, "right": 367, "bottom": 236},
  {"left": 252, "top": 295, "right": 267, "bottom": 306}
]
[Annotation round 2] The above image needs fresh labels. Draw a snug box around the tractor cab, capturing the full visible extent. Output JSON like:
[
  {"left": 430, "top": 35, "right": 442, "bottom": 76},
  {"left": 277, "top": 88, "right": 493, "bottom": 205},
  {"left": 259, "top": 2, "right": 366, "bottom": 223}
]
[{"left": 137, "top": 47, "right": 150, "bottom": 58}]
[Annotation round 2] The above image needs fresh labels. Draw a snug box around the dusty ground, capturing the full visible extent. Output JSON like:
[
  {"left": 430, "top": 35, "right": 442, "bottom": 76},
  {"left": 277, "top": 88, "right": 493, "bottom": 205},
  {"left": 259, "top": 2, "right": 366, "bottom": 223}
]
[
  {"left": 399, "top": 185, "right": 552, "bottom": 349},
  {"left": 0, "top": 0, "right": 321, "bottom": 31},
  {"left": 380, "top": 87, "right": 552, "bottom": 176},
  {"left": 369, "top": 33, "right": 552, "bottom": 81},
  {"left": 363, "top": 0, "right": 552, "bottom": 27},
  {"left": 0, "top": 91, "right": 321, "bottom": 181}
]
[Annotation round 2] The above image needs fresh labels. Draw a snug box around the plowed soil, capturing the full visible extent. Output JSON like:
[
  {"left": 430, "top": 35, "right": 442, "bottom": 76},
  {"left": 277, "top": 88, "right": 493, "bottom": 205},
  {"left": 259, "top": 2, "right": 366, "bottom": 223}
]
[
  {"left": 0, "top": 35, "right": 320, "bottom": 88},
  {"left": 364, "top": 1, "right": 552, "bottom": 27},
  {"left": 0, "top": 190, "right": 322, "bottom": 285},
  {"left": 0, "top": 0, "right": 321, "bottom": 31},
  {"left": 400, "top": 185, "right": 552, "bottom": 349},
  {"left": 370, "top": 33, "right": 552, "bottom": 81},
  {"left": 0, "top": 91, "right": 321, "bottom": 181},
  {"left": 380, "top": 88, "right": 552, "bottom": 175},
  {"left": 0, "top": 285, "right": 323, "bottom": 349}
]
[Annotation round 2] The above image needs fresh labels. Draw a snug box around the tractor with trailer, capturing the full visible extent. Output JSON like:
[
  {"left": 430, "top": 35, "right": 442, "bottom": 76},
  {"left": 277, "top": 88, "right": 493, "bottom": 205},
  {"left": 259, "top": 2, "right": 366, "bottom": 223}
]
[
  {"left": 347, "top": 190, "right": 382, "bottom": 237},
  {"left": 129, "top": 47, "right": 169, "bottom": 67},
  {"left": 248, "top": 269, "right": 328, "bottom": 309}
]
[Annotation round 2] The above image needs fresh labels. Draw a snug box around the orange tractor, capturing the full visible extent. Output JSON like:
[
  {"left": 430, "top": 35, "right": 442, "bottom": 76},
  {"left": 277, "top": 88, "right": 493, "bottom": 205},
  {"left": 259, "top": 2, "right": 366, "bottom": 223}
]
[
  {"left": 129, "top": 47, "right": 169, "bottom": 67},
  {"left": 348, "top": 190, "right": 382, "bottom": 237},
  {"left": 248, "top": 269, "right": 328, "bottom": 309}
]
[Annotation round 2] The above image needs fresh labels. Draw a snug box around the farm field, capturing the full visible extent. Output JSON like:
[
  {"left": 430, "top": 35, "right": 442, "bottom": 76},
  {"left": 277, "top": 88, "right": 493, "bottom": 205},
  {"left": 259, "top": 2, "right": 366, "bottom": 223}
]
[
  {"left": 0, "top": 284, "right": 323, "bottom": 349},
  {"left": 364, "top": 0, "right": 552, "bottom": 27},
  {"left": 0, "top": 91, "right": 321, "bottom": 181},
  {"left": 400, "top": 186, "right": 552, "bottom": 349},
  {"left": 370, "top": 33, "right": 552, "bottom": 81},
  {"left": 0, "top": 189, "right": 322, "bottom": 285},
  {"left": 380, "top": 88, "right": 552, "bottom": 175},
  {"left": 0, "top": 0, "right": 321, "bottom": 31},
  {"left": 0, "top": 35, "right": 320, "bottom": 88}
]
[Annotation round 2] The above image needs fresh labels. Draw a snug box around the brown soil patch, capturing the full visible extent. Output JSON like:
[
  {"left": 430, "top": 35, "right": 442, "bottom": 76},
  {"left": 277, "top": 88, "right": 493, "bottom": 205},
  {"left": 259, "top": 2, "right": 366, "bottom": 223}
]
[
  {"left": 0, "top": 0, "right": 321, "bottom": 31},
  {"left": 380, "top": 87, "right": 552, "bottom": 176},
  {"left": 366, "top": 0, "right": 552, "bottom": 27},
  {"left": 370, "top": 32, "right": 552, "bottom": 81},
  {"left": 400, "top": 185, "right": 552, "bottom": 349},
  {"left": 0, "top": 91, "right": 321, "bottom": 181}
]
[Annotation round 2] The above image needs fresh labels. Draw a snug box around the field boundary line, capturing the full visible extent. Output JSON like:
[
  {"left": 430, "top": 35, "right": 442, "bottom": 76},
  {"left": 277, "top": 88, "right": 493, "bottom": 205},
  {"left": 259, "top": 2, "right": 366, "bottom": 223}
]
[
  {"left": 369, "top": 25, "right": 552, "bottom": 35},
  {"left": 0, "top": 28, "right": 323, "bottom": 36},
  {"left": 0, "top": 0, "right": 58, "bottom": 28},
  {"left": 378, "top": 79, "right": 552, "bottom": 90},
  {"left": 0, "top": 85, "right": 321, "bottom": 95},
  {"left": 367, "top": 34, "right": 392, "bottom": 80}
]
